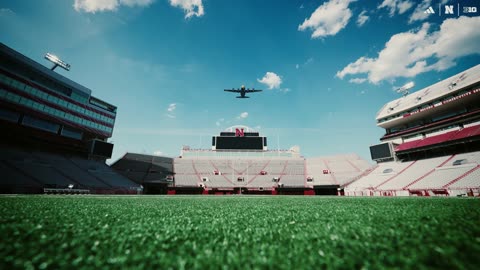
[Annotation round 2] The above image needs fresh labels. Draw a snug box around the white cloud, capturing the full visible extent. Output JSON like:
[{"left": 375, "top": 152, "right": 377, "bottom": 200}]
[
  {"left": 169, "top": 0, "right": 204, "bottom": 19},
  {"left": 356, "top": 10, "right": 369, "bottom": 27},
  {"left": 337, "top": 16, "right": 480, "bottom": 84},
  {"left": 296, "top": 58, "right": 314, "bottom": 70},
  {"left": 215, "top": 118, "right": 225, "bottom": 126},
  {"left": 298, "top": 0, "right": 355, "bottom": 39},
  {"left": 166, "top": 103, "right": 176, "bottom": 118},
  {"left": 305, "top": 58, "right": 314, "bottom": 65},
  {"left": 167, "top": 103, "right": 176, "bottom": 112},
  {"left": 348, "top": 78, "right": 367, "bottom": 84},
  {"left": 153, "top": 150, "right": 163, "bottom": 156},
  {"left": 257, "top": 72, "right": 282, "bottom": 89},
  {"left": 408, "top": 0, "right": 431, "bottom": 24},
  {"left": 280, "top": 88, "right": 291, "bottom": 93},
  {"left": 378, "top": 0, "right": 413, "bottom": 17},
  {"left": 73, "top": 0, "right": 153, "bottom": 13},
  {"left": 0, "top": 8, "right": 15, "bottom": 15},
  {"left": 237, "top": 112, "right": 248, "bottom": 119}
]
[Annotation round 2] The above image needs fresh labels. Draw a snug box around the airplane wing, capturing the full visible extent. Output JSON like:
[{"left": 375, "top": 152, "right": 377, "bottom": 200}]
[
  {"left": 224, "top": 89, "right": 241, "bottom": 93},
  {"left": 245, "top": 89, "right": 262, "bottom": 93}
]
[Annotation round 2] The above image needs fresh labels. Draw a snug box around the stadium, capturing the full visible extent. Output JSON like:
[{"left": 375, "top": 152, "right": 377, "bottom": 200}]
[
  {"left": 1, "top": 42, "right": 479, "bottom": 196},
  {"left": 1, "top": 1, "right": 480, "bottom": 269}
]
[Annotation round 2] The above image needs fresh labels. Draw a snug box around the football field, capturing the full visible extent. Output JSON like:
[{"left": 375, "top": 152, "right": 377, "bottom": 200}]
[{"left": 0, "top": 195, "right": 479, "bottom": 269}]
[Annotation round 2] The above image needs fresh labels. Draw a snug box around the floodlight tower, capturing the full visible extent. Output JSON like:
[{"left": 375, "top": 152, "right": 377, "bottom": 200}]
[
  {"left": 395, "top": 81, "right": 415, "bottom": 97},
  {"left": 44, "top": 53, "right": 71, "bottom": 71}
]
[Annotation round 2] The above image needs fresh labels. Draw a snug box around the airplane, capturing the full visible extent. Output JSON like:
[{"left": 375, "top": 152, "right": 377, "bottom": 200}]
[{"left": 224, "top": 85, "right": 262, "bottom": 98}]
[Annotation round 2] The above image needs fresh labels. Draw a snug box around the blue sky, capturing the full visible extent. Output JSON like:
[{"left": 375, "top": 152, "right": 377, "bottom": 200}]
[{"left": 1, "top": 0, "right": 479, "bottom": 162}]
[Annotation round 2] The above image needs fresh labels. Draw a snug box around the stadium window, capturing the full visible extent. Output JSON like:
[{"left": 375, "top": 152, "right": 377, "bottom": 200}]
[
  {"left": 10, "top": 79, "right": 19, "bottom": 89},
  {"left": 20, "top": 82, "right": 26, "bottom": 91},
  {"left": 11, "top": 94, "right": 20, "bottom": 103},
  {"left": 4, "top": 76, "right": 13, "bottom": 86},
  {"left": 19, "top": 97, "right": 28, "bottom": 105}
]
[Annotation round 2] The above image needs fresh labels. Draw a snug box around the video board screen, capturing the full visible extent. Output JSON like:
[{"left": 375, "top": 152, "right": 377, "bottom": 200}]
[
  {"left": 370, "top": 143, "right": 392, "bottom": 160},
  {"left": 214, "top": 136, "right": 264, "bottom": 150},
  {"left": 90, "top": 140, "right": 114, "bottom": 158}
]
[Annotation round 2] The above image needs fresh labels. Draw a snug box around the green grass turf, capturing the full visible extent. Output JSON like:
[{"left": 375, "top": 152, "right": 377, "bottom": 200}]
[{"left": 0, "top": 196, "right": 479, "bottom": 269}]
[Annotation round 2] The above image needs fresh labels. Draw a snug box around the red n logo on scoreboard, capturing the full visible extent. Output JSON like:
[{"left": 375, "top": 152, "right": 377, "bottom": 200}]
[{"left": 235, "top": 128, "right": 245, "bottom": 137}]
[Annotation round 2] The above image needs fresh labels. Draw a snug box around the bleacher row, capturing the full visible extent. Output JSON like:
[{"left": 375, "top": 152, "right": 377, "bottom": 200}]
[
  {"left": 306, "top": 154, "right": 372, "bottom": 186},
  {"left": 345, "top": 151, "right": 480, "bottom": 196},
  {"left": 174, "top": 157, "right": 306, "bottom": 189},
  {"left": 173, "top": 154, "right": 371, "bottom": 189},
  {"left": 0, "top": 148, "right": 140, "bottom": 194},
  {"left": 110, "top": 153, "right": 173, "bottom": 183}
]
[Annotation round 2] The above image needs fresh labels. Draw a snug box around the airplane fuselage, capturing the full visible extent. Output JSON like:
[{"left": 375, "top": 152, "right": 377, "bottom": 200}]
[
  {"left": 224, "top": 85, "right": 262, "bottom": 98},
  {"left": 237, "top": 91, "right": 249, "bottom": 98}
]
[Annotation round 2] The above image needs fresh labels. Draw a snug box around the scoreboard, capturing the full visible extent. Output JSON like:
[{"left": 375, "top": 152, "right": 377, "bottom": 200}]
[
  {"left": 369, "top": 142, "right": 393, "bottom": 161},
  {"left": 212, "top": 128, "right": 267, "bottom": 150}
]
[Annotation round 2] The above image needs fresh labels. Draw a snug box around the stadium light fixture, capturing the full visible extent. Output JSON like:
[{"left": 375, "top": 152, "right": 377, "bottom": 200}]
[
  {"left": 396, "top": 81, "right": 415, "bottom": 96},
  {"left": 68, "top": 184, "right": 74, "bottom": 189},
  {"left": 45, "top": 53, "right": 71, "bottom": 71}
]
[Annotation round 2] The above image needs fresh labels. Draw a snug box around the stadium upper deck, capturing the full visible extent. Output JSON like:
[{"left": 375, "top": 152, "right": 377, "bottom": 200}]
[
  {"left": 376, "top": 64, "right": 480, "bottom": 130},
  {"left": 0, "top": 43, "right": 117, "bottom": 139}
]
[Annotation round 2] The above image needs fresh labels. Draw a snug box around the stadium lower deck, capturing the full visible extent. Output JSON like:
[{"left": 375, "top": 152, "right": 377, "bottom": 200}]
[
  {"left": 110, "top": 150, "right": 480, "bottom": 197},
  {"left": 3, "top": 147, "right": 480, "bottom": 196}
]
